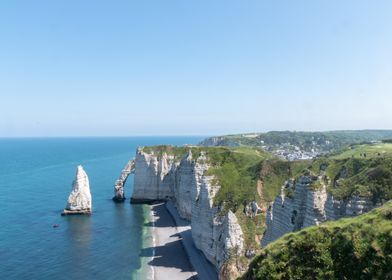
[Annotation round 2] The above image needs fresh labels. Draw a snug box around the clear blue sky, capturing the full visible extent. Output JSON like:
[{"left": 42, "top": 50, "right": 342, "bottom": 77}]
[{"left": 1, "top": 0, "right": 391, "bottom": 136}]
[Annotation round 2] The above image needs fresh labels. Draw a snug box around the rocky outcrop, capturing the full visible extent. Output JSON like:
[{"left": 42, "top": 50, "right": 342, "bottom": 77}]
[
  {"left": 113, "top": 159, "right": 135, "bottom": 202},
  {"left": 62, "top": 165, "right": 92, "bottom": 215},
  {"left": 244, "top": 201, "right": 263, "bottom": 218},
  {"left": 173, "top": 151, "right": 195, "bottom": 219},
  {"left": 131, "top": 148, "right": 244, "bottom": 277},
  {"left": 262, "top": 175, "right": 375, "bottom": 246},
  {"left": 131, "top": 148, "right": 176, "bottom": 203}
]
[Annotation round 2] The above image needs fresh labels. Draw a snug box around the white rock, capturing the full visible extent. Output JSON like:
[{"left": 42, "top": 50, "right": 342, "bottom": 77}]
[
  {"left": 62, "top": 165, "right": 92, "bottom": 215},
  {"left": 113, "top": 159, "right": 135, "bottom": 202},
  {"left": 131, "top": 149, "right": 175, "bottom": 202},
  {"left": 262, "top": 175, "right": 375, "bottom": 246}
]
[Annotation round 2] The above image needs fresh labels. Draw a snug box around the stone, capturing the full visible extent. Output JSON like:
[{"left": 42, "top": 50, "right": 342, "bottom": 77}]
[
  {"left": 262, "top": 175, "right": 375, "bottom": 246},
  {"left": 113, "top": 159, "right": 135, "bottom": 202},
  {"left": 131, "top": 148, "right": 175, "bottom": 203},
  {"left": 62, "top": 165, "right": 92, "bottom": 215}
]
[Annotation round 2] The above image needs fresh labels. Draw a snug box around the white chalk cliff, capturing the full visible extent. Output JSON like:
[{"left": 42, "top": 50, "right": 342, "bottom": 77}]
[
  {"left": 131, "top": 149, "right": 244, "bottom": 277},
  {"left": 63, "top": 165, "right": 92, "bottom": 215},
  {"left": 262, "top": 175, "right": 376, "bottom": 246},
  {"left": 131, "top": 148, "right": 176, "bottom": 202}
]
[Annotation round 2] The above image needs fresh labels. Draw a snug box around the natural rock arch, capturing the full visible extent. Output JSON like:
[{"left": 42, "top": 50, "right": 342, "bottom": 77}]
[{"left": 112, "top": 159, "right": 135, "bottom": 202}]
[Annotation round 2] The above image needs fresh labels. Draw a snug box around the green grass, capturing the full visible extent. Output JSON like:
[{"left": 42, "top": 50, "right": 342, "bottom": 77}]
[
  {"left": 260, "top": 159, "right": 310, "bottom": 202},
  {"left": 241, "top": 200, "right": 392, "bottom": 280},
  {"left": 200, "top": 130, "right": 392, "bottom": 154},
  {"left": 207, "top": 147, "right": 269, "bottom": 210},
  {"left": 330, "top": 143, "right": 392, "bottom": 160},
  {"left": 307, "top": 144, "right": 392, "bottom": 202}
]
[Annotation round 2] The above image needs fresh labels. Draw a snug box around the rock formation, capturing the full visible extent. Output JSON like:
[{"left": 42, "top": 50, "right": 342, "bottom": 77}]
[
  {"left": 62, "top": 165, "right": 92, "bottom": 215},
  {"left": 262, "top": 175, "right": 375, "bottom": 246},
  {"left": 113, "top": 159, "right": 135, "bottom": 202},
  {"left": 131, "top": 148, "right": 176, "bottom": 203},
  {"left": 131, "top": 148, "right": 245, "bottom": 277}
]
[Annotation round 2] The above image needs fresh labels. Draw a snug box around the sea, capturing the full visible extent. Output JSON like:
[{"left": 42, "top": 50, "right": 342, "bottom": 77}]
[{"left": 0, "top": 137, "right": 203, "bottom": 280}]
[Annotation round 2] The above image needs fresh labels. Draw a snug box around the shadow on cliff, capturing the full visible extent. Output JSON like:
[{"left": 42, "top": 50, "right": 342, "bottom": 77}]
[
  {"left": 144, "top": 203, "right": 189, "bottom": 228},
  {"left": 139, "top": 238, "right": 195, "bottom": 274}
]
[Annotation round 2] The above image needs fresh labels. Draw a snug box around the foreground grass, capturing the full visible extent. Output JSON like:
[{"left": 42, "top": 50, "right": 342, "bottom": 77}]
[{"left": 241, "top": 201, "right": 392, "bottom": 280}]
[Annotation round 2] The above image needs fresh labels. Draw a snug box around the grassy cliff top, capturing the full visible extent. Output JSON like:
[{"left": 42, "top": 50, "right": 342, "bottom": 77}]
[
  {"left": 329, "top": 143, "right": 392, "bottom": 159},
  {"left": 241, "top": 200, "right": 392, "bottom": 280},
  {"left": 308, "top": 143, "right": 392, "bottom": 202},
  {"left": 140, "top": 145, "right": 271, "bottom": 206},
  {"left": 200, "top": 130, "right": 392, "bottom": 147},
  {"left": 141, "top": 145, "right": 270, "bottom": 165}
]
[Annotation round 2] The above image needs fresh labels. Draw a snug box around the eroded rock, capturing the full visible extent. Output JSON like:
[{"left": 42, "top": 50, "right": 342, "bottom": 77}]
[{"left": 62, "top": 165, "right": 92, "bottom": 215}]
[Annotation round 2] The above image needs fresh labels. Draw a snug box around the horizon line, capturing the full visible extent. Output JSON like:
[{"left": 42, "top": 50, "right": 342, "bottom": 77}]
[{"left": 1, "top": 128, "right": 392, "bottom": 139}]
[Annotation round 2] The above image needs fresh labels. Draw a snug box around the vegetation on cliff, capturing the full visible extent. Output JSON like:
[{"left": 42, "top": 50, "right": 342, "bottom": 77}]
[
  {"left": 141, "top": 145, "right": 272, "bottom": 212},
  {"left": 140, "top": 145, "right": 274, "bottom": 251},
  {"left": 309, "top": 143, "right": 392, "bottom": 202},
  {"left": 259, "top": 159, "right": 310, "bottom": 202},
  {"left": 241, "top": 200, "right": 392, "bottom": 280}
]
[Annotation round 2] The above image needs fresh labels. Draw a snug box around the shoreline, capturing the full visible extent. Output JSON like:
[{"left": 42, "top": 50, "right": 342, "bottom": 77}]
[
  {"left": 147, "top": 202, "right": 197, "bottom": 280},
  {"left": 165, "top": 201, "right": 218, "bottom": 280},
  {"left": 149, "top": 208, "right": 156, "bottom": 280}
]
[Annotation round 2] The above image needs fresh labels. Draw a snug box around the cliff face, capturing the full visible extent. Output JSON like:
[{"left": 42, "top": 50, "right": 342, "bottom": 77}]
[
  {"left": 131, "top": 149, "right": 244, "bottom": 276},
  {"left": 191, "top": 153, "right": 244, "bottom": 270},
  {"left": 262, "top": 175, "right": 375, "bottom": 246},
  {"left": 132, "top": 149, "right": 176, "bottom": 201}
]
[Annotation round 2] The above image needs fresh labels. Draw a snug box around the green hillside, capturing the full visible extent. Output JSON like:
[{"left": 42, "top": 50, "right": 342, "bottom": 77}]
[
  {"left": 199, "top": 130, "right": 392, "bottom": 155},
  {"left": 310, "top": 143, "right": 392, "bottom": 202},
  {"left": 241, "top": 200, "right": 392, "bottom": 280}
]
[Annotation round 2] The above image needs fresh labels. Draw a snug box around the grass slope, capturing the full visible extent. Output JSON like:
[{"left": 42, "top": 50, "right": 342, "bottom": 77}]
[
  {"left": 241, "top": 200, "right": 392, "bottom": 280},
  {"left": 310, "top": 143, "right": 392, "bottom": 202}
]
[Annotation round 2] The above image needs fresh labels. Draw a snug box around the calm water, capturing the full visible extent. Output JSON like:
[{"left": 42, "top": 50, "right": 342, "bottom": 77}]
[{"left": 0, "top": 137, "right": 202, "bottom": 280}]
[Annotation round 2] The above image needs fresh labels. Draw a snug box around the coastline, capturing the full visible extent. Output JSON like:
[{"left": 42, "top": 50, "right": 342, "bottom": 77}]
[
  {"left": 165, "top": 202, "right": 218, "bottom": 280},
  {"left": 132, "top": 204, "right": 155, "bottom": 280},
  {"left": 146, "top": 202, "right": 197, "bottom": 280}
]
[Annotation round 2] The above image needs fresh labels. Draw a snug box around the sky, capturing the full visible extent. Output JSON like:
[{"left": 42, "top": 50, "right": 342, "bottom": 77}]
[{"left": 0, "top": 0, "right": 391, "bottom": 137}]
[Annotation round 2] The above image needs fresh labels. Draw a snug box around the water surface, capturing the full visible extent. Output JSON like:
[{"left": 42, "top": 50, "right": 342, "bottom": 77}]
[{"left": 0, "top": 137, "right": 202, "bottom": 279}]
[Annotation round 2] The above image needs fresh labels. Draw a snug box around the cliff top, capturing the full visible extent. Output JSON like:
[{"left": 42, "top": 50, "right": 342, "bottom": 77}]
[{"left": 305, "top": 143, "right": 392, "bottom": 202}]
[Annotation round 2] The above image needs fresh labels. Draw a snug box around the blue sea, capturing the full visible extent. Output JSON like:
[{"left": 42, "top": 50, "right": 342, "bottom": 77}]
[{"left": 0, "top": 137, "right": 203, "bottom": 280}]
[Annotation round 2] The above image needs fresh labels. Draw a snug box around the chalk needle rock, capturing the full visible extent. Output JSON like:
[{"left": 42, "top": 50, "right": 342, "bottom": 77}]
[{"left": 62, "top": 165, "right": 92, "bottom": 215}]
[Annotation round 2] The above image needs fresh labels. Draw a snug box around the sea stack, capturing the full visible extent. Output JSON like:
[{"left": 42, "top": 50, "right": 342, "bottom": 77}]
[{"left": 62, "top": 165, "right": 92, "bottom": 215}]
